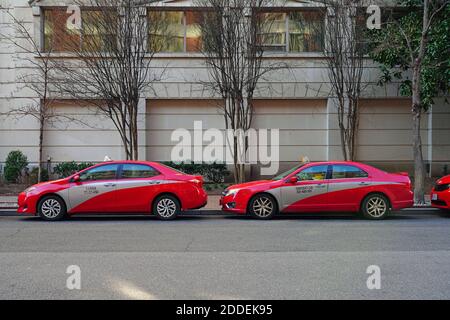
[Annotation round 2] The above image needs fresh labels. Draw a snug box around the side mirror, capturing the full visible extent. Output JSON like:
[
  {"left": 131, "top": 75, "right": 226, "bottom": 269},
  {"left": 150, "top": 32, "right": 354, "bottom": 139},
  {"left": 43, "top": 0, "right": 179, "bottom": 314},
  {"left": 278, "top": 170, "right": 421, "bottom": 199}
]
[
  {"left": 72, "top": 174, "right": 80, "bottom": 183},
  {"left": 289, "top": 176, "right": 298, "bottom": 184}
]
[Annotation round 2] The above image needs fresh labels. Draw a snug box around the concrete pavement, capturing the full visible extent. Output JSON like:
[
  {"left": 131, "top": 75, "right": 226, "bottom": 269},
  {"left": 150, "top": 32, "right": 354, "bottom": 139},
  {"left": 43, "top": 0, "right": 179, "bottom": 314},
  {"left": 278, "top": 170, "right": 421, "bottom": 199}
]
[{"left": 0, "top": 210, "right": 449, "bottom": 299}]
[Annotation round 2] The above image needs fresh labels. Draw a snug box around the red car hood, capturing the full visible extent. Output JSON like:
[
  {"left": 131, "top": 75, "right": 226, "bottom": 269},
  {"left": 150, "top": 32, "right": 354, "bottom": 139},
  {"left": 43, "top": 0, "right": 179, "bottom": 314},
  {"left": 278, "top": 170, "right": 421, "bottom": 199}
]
[
  {"left": 436, "top": 175, "right": 450, "bottom": 185},
  {"left": 228, "top": 180, "right": 276, "bottom": 190},
  {"left": 30, "top": 178, "right": 68, "bottom": 189}
]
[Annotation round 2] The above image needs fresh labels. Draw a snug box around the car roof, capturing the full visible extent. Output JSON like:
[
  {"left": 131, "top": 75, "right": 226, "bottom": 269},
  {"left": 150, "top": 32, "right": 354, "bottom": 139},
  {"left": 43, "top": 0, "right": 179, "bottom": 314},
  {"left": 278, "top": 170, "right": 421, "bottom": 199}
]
[
  {"left": 86, "top": 160, "right": 181, "bottom": 175},
  {"left": 305, "top": 161, "right": 366, "bottom": 166},
  {"left": 97, "top": 160, "right": 158, "bottom": 165}
]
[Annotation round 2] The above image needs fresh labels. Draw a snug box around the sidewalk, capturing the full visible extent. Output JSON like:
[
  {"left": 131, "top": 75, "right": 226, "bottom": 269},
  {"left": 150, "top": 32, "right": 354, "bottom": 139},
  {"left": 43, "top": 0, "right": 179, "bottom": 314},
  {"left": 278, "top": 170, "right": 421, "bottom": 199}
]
[{"left": 0, "top": 196, "right": 18, "bottom": 209}]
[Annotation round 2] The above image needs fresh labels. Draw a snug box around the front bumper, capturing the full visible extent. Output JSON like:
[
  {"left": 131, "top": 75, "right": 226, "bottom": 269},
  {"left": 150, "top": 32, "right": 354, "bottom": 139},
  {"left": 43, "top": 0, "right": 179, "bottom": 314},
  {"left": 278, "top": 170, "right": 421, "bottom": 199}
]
[
  {"left": 431, "top": 190, "right": 449, "bottom": 209},
  {"left": 220, "top": 195, "right": 246, "bottom": 214},
  {"left": 17, "top": 192, "right": 37, "bottom": 215}
]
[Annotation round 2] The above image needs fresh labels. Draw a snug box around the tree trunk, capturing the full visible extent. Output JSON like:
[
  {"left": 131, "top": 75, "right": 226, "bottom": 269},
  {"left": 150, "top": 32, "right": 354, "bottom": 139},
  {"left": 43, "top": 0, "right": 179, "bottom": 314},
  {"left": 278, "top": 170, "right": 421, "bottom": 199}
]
[
  {"left": 132, "top": 120, "right": 139, "bottom": 160},
  {"left": 339, "top": 125, "right": 348, "bottom": 161},
  {"left": 38, "top": 112, "right": 44, "bottom": 183},
  {"left": 412, "top": 66, "right": 425, "bottom": 204}
]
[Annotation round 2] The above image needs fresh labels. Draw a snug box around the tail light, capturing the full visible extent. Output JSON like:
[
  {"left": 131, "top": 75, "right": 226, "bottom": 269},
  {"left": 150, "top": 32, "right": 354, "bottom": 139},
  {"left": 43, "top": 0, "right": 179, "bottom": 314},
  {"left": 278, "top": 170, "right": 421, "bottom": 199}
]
[
  {"left": 393, "top": 172, "right": 411, "bottom": 189},
  {"left": 189, "top": 176, "right": 203, "bottom": 188}
]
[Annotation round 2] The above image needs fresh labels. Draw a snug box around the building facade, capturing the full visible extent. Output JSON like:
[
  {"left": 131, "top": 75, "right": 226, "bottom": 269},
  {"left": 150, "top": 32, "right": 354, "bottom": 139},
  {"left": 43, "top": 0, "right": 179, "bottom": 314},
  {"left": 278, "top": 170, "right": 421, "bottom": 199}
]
[{"left": 1, "top": 0, "right": 449, "bottom": 178}]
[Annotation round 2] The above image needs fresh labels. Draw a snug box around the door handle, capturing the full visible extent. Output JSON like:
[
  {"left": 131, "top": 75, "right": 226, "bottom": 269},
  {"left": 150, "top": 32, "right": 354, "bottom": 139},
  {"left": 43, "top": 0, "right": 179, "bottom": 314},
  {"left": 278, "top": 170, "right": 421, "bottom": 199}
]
[
  {"left": 316, "top": 183, "right": 326, "bottom": 188},
  {"left": 358, "top": 182, "right": 370, "bottom": 186},
  {"left": 104, "top": 183, "right": 116, "bottom": 187}
]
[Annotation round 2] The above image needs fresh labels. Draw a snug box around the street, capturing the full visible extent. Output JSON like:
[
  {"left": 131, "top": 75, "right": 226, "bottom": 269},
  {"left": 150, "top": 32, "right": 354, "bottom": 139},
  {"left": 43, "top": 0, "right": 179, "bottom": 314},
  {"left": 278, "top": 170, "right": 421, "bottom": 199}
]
[{"left": 0, "top": 210, "right": 450, "bottom": 299}]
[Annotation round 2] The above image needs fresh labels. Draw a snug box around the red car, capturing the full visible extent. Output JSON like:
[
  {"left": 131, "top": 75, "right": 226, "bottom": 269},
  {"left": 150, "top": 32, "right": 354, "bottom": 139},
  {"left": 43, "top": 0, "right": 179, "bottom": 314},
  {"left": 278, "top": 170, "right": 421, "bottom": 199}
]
[
  {"left": 220, "top": 161, "right": 413, "bottom": 220},
  {"left": 431, "top": 175, "right": 450, "bottom": 211},
  {"left": 18, "top": 161, "right": 207, "bottom": 221}
]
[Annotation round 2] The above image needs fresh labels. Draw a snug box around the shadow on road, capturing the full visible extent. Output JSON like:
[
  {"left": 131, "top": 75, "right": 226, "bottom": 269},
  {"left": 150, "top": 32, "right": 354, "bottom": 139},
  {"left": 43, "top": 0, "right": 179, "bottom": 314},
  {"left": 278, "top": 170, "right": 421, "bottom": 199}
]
[
  {"left": 6, "top": 210, "right": 441, "bottom": 223},
  {"left": 14, "top": 215, "right": 209, "bottom": 223}
]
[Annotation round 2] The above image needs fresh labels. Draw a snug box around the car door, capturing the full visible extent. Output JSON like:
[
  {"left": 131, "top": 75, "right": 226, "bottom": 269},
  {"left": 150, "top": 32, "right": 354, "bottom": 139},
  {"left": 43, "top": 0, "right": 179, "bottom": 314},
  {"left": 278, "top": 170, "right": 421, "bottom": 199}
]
[
  {"left": 327, "top": 164, "right": 371, "bottom": 211},
  {"left": 68, "top": 164, "right": 119, "bottom": 213},
  {"left": 280, "top": 165, "right": 331, "bottom": 212},
  {"left": 113, "top": 163, "right": 163, "bottom": 212}
]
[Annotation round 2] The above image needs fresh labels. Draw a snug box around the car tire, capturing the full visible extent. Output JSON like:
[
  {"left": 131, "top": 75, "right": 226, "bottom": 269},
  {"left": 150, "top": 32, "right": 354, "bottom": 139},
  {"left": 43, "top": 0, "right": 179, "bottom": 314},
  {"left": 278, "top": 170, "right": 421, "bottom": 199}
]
[
  {"left": 248, "top": 194, "right": 277, "bottom": 220},
  {"left": 37, "top": 195, "right": 67, "bottom": 221},
  {"left": 361, "top": 194, "right": 390, "bottom": 220},
  {"left": 153, "top": 195, "right": 180, "bottom": 220}
]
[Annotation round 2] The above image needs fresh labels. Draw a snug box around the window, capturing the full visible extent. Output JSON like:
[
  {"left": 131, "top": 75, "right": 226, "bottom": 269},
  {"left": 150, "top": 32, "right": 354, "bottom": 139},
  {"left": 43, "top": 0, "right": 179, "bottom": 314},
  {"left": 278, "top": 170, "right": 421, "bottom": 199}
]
[
  {"left": 148, "top": 10, "right": 202, "bottom": 53},
  {"left": 259, "top": 10, "right": 324, "bottom": 53},
  {"left": 296, "top": 165, "right": 329, "bottom": 181},
  {"left": 44, "top": 9, "right": 81, "bottom": 52},
  {"left": 288, "top": 11, "right": 324, "bottom": 52},
  {"left": 81, "top": 10, "right": 117, "bottom": 52},
  {"left": 259, "top": 12, "right": 287, "bottom": 52},
  {"left": 121, "top": 164, "right": 160, "bottom": 179},
  {"left": 79, "top": 164, "right": 119, "bottom": 181},
  {"left": 43, "top": 8, "right": 115, "bottom": 52},
  {"left": 331, "top": 165, "right": 368, "bottom": 179}
]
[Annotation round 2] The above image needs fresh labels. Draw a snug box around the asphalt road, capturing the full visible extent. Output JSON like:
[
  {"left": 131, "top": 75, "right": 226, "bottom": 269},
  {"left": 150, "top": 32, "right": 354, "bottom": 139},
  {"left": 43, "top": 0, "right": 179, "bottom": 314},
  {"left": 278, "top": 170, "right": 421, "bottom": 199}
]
[{"left": 0, "top": 209, "right": 449, "bottom": 299}]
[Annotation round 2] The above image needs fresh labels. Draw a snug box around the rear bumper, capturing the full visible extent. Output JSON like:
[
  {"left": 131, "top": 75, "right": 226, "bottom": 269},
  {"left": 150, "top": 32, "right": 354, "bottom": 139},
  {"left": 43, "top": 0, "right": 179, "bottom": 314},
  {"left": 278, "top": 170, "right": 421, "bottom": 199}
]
[
  {"left": 190, "top": 199, "right": 208, "bottom": 210},
  {"left": 392, "top": 199, "right": 414, "bottom": 211},
  {"left": 184, "top": 188, "right": 208, "bottom": 211}
]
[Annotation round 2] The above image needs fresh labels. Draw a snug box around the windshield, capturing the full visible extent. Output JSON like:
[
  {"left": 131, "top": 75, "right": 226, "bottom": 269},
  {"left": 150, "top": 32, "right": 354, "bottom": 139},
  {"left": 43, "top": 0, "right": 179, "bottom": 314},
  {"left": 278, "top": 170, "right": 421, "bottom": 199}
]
[{"left": 272, "top": 163, "right": 307, "bottom": 180}]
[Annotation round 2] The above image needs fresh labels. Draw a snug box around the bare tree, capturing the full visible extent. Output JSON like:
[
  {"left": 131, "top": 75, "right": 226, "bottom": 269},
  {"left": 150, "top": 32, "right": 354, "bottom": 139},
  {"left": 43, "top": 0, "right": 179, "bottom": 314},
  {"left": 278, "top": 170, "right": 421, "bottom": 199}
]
[
  {"left": 53, "top": 0, "right": 165, "bottom": 160},
  {"left": 196, "top": 0, "right": 285, "bottom": 183},
  {"left": 319, "top": 0, "right": 366, "bottom": 161},
  {"left": 0, "top": 5, "right": 87, "bottom": 182}
]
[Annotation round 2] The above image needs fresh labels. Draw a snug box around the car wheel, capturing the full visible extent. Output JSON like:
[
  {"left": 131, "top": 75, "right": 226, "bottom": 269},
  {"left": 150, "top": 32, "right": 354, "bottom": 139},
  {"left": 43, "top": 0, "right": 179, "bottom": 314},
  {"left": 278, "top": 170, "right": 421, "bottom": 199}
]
[
  {"left": 361, "top": 194, "right": 390, "bottom": 220},
  {"left": 153, "top": 195, "right": 180, "bottom": 220},
  {"left": 249, "top": 194, "right": 277, "bottom": 220},
  {"left": 38, "top": 195, "right": 67, "bottom": 221}
]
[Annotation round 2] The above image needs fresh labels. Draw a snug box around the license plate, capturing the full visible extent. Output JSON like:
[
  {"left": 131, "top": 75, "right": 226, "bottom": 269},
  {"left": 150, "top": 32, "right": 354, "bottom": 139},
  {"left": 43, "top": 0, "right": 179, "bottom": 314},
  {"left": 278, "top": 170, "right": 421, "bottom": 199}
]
[{"left": 432, "top": 194, "right": 438, "bottom": 201}]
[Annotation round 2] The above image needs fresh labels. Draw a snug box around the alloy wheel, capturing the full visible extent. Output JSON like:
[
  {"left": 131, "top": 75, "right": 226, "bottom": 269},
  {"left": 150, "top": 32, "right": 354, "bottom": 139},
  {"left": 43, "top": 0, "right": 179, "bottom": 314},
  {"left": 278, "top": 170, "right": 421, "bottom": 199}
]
[
  {"left": 41, "top": 198, "right": 62, "bottom": 219},
  {"left": 156, "top": 198, "right": 177, "bottom": 218},
  {"left": 366, "top": 196, "right": 387, "bottom": 218},
  {"left": 252, "top": 196, "right": 274, "bottom": 218}
]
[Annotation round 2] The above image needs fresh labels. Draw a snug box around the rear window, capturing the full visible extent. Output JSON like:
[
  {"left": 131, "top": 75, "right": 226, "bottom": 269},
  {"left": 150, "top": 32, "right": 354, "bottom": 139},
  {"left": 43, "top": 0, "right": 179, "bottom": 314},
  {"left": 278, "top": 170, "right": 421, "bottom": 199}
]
[
  {"left": 332, "top": 165, "right": 368, "bottom": 179},
  {"left": 121, "top": 164, "right": 160, "bottom": 178}
]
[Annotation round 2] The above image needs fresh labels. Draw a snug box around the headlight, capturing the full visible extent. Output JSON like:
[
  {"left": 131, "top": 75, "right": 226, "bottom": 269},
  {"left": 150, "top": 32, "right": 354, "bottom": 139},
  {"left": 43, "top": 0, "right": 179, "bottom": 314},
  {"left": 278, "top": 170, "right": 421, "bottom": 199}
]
[
  {"left": 24, "top": 187, "right": 36, "bottom": 194},
  {"left": 222, "top": 189, "right": 238, "bottom": 197}
]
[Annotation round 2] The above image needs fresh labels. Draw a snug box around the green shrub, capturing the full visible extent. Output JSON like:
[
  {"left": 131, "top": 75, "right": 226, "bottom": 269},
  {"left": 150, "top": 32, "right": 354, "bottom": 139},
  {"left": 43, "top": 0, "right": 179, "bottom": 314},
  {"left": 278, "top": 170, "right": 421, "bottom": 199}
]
[
  {"left": 162, "top": 161, "right": 229, "bottom": 183},
  {"left": 30, "top": 167, "right": 49, "bottom": 184},
  {"left": 4, "top": 150, "right": 28, "bottom": 183},
  {"left": 54, "top": 161, "right": 95, "bottom": 178},
  {"left": 203, "top": 163, "right": 229, "bottom": 184}
]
